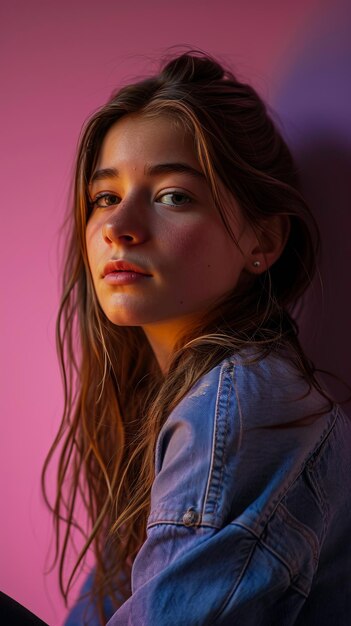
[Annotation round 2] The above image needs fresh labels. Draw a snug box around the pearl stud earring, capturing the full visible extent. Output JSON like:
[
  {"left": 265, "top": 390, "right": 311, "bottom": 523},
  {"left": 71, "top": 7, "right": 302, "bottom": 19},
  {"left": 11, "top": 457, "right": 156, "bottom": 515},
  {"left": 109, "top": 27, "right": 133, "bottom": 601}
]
[{"left": 252, "top": 260, "right": 261, "bottom": 268}]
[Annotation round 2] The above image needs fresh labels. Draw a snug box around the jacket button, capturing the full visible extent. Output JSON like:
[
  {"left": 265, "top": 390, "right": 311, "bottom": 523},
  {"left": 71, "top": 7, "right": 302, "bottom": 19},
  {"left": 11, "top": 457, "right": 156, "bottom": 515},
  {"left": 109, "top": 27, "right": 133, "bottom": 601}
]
[{"left": 182, "top": 508, "right": 198, "bottom": 526}]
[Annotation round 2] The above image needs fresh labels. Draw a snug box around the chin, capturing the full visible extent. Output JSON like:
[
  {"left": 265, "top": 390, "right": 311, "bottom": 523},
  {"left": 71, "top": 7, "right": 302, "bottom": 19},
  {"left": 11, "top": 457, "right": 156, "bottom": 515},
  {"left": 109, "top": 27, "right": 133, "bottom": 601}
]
[
  {"left": 105, "top": 313, "right": 143, "bottom": 327},
  {"left": 104, "top": 306, "right": 155, "bottom": 327}
]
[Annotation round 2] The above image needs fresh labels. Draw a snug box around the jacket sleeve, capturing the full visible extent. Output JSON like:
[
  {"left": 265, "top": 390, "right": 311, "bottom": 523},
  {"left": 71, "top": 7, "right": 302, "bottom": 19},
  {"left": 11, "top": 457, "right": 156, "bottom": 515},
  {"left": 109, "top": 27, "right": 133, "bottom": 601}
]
[
  {"left": 63, "top": 567, "right": 123, "bottom": 626},
  {"left": 106, "top": 358, "right": 325, "bottom": 626}
]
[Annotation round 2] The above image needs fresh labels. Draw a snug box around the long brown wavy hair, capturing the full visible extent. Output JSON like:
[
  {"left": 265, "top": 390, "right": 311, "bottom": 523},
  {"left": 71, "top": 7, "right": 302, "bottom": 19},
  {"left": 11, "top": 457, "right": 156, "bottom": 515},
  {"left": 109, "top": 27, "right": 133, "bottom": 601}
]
[{"left": 42, "top": 48, "right": 335, "bottom": 624}]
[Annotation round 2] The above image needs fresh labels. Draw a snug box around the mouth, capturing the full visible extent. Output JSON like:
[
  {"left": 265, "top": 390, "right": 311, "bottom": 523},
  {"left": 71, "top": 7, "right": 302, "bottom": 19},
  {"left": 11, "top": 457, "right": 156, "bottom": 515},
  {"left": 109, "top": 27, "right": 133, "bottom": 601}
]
[{"left": 102, "top": 259, "right": 152, "bottom": 278}]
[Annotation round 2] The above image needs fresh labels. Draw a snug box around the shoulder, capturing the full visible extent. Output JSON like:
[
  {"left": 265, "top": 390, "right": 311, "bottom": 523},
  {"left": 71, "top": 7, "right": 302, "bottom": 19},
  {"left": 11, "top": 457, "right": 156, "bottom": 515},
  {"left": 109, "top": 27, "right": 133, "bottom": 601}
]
[
  {"left": 158, "top": 347, "right": 334, "bottom": 438},
  {"left": 149, "top": 349, "right": 344, "bottom": 532}
]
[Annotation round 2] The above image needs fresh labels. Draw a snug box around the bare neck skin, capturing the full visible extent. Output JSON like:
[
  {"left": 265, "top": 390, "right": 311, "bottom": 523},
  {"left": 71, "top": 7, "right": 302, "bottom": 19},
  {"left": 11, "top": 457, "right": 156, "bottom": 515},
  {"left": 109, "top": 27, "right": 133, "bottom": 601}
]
[{"left": 142, "top": 312, "right": 202, "bottom": 375}]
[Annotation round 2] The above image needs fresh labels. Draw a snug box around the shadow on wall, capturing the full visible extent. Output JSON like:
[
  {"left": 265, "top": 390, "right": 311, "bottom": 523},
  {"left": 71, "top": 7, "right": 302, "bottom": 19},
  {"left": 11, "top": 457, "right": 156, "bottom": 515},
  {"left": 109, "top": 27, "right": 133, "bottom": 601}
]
[{"left": 273, "top": 0, "right": 351, "bottom": 413}]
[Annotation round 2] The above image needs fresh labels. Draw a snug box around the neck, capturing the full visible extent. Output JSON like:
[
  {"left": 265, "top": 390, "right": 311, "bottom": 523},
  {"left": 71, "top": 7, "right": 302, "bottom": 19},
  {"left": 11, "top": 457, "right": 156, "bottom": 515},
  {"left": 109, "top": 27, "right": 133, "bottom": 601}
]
[{"left": 142, "top": 314, "right": 202, "bottom": 374}]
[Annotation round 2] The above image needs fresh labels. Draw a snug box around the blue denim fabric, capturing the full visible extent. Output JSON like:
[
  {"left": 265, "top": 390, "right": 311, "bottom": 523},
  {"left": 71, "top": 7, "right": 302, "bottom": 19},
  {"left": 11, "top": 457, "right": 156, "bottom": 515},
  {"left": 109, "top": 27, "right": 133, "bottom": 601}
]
[
  {"left": 64, "top": 350, "right": 351, "bottom": 625},
  {"left": 61, "top": 568, "right": 118, "bottom": 626}
]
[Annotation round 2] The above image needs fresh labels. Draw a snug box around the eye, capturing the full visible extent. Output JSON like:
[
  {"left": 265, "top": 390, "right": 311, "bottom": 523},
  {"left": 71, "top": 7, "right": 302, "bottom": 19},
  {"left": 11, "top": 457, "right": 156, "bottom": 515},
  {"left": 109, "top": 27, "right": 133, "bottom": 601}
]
[
  {"left": 157, "top": 192, "right": 191, "bottom": 207},
  {"left": 91, "top": 193, "right": 120, "bottom": 209}
]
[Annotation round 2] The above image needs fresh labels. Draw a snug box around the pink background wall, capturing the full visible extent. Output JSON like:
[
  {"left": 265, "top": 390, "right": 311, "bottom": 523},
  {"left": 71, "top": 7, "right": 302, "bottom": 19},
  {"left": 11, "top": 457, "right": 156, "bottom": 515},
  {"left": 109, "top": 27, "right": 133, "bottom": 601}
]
[{"left": 1, "top": 0, "right": 350, "bottom": 624}]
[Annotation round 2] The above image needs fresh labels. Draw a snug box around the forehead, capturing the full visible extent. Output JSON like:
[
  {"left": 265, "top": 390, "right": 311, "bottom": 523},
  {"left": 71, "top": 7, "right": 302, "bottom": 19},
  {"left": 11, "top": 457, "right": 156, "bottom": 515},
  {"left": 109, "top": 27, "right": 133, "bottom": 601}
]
[{"left": 95, "top": 113, "right": 199, "bottom": 170}]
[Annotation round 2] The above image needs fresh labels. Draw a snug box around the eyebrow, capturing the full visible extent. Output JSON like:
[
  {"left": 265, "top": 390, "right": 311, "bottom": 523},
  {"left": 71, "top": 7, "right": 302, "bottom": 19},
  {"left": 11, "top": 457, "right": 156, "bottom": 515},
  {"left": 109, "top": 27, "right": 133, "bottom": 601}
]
[{"left": 89, "top": 162, "right": 206, "bottom": 184}]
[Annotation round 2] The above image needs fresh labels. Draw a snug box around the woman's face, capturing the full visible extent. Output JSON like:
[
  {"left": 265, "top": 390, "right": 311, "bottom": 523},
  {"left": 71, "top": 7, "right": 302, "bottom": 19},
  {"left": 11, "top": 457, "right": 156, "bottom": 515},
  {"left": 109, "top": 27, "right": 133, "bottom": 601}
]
[{"left": 86, "top": 113, "right": 257, "bottom": 335}]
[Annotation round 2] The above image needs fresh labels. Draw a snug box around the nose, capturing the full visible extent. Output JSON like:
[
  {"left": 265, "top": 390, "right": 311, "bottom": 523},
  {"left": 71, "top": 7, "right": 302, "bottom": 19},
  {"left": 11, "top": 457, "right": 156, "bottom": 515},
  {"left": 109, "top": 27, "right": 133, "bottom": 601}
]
[{"left": 102, "top": 197, "right": 149, "bottom": 245}]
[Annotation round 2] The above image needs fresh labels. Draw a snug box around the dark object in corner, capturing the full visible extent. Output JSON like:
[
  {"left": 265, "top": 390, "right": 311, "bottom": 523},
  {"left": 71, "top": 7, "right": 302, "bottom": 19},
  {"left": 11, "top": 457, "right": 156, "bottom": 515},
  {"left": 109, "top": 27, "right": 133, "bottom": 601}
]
[{"left": 0, "top": 591, "right": 49, "bottom": 626}]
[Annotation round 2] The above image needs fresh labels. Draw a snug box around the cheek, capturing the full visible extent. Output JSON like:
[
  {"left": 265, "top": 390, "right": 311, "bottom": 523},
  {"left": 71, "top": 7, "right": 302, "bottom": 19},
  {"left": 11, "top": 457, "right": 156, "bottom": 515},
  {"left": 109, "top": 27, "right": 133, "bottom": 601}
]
[
  {"left": 85, "top": 220, "right": 102, "bottom": 271},
  {"left": 158, "top": 220, "right": 246, "bottom": 306},
  {"left": 161, "top": 218, "right": 240, "bottom": 276}
]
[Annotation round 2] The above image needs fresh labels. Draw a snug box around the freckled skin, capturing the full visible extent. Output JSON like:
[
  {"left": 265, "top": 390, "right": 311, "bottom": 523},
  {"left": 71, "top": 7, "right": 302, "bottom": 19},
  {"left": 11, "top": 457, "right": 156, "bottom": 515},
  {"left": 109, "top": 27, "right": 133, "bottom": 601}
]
[{"left": 86, "top": 114, "right": 258, "bottom": 368}]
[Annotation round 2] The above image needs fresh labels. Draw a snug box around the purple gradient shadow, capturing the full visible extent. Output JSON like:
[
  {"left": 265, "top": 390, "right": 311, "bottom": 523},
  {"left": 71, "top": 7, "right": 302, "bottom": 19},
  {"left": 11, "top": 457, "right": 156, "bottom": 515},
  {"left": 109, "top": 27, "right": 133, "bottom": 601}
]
[{"left": 273, "top": 2, "right": 351, "bottom": 412}]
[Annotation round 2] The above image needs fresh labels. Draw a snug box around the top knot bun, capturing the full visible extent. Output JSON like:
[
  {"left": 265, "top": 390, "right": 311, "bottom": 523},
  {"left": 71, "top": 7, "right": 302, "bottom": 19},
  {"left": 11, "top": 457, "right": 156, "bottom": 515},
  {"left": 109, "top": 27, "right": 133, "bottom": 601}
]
[{"left": 160, "top": 51, "right": 225, "bottom": 84}]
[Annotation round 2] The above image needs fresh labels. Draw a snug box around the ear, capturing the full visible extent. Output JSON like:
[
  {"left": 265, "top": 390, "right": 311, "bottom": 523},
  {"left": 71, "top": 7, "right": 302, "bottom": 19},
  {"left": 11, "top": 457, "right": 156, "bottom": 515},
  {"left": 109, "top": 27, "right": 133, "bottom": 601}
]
[{"left": 244, "top": 215, "right": 291, "bottom": 273}]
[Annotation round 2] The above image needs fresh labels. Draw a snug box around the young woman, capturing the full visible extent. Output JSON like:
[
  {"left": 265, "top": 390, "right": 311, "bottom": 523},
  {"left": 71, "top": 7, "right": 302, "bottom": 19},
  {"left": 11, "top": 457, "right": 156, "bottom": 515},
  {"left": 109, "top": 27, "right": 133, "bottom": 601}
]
[{"left": 42, "top": 50, "right": 351, "bottom": 625}]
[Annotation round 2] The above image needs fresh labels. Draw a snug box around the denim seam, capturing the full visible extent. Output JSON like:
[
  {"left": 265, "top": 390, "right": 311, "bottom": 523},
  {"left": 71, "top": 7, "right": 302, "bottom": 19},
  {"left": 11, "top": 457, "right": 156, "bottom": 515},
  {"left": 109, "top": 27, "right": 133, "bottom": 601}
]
[
  {"left": 260, "top": 541, "right": 309, "bottom": 598},
  {"left": 290, "top": 583, "right": 308, "bottom": 597},
  {"left": 307, "top": 463, "right": 328, "bottom": 515},
  {"left": 202, "top": 360, "right": 233, "bottom": 523},
  {"left": 230, "top": 508, "right": 318, "bottom": 594},
  {"left": 305, "top": 417, "right": 337, "bottom": 535},
  {"left": 277, "top": 503, "right": 319, "bottom": 565},
  {"left": 231, "top": 364, "right": 243, "bottom": 453},
  {"left": 213, "top": 365, "right": 232, "bottom": 519},
  {"left": 256, "top": 406, "right": 338, "bottom": 530},
  {"left": 147, "top": 519, "right": 221, "bottom": 529},
  {"left": 200, "top": 364, "right": 223, "bottom": 521},
  {"left": 212, "top": 534, "right": 259, "bottom": 621},
  {"left": 229, "top": 520, "right": 262, "bottom": 539},
  {"left": 306, "top": 406, "right": 338, "bottom": 472},
  {"left": 230, "top": 520, "right": 308, "bottom": 591},
  {"left": 213, "top": 527, "right": 307, "bottom": 621}
]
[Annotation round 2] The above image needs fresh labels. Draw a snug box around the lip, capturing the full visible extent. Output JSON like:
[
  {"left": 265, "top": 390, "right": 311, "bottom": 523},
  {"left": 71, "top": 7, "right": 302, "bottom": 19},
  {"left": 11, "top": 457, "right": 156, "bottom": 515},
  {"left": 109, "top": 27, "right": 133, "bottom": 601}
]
[{"left": 102, "top": 259, "right": 152, "bottom": 278}]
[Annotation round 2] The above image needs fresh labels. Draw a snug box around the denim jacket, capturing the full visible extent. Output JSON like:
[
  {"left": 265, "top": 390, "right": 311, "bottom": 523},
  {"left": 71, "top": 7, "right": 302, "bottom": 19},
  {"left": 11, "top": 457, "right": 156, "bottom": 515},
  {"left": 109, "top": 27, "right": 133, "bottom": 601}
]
[{"left": 64, "top": 350, "right": 351, "bottom": 625}]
